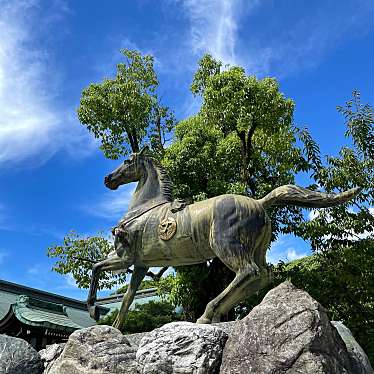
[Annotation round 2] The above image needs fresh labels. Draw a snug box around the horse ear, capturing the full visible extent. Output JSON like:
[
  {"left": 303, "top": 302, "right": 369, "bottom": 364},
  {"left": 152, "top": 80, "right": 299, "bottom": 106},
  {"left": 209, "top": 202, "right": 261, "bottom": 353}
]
[{"left": 138, "top": 145, "right": 149, "bottom": 156}]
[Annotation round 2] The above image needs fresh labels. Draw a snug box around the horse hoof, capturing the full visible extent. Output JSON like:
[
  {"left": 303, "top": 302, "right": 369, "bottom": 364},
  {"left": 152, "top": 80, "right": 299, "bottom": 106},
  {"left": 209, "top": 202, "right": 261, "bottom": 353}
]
[
  {"left": 196, "top": 316, "right": 212, "bottom": 324},
  {"left": 211, "top": 315, "right": 221, "bottom": 323}
]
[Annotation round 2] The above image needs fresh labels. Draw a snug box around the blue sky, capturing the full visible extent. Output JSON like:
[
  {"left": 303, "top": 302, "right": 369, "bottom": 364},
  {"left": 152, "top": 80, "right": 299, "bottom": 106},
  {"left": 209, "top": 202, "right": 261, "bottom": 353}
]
[{"left": 0, "top": 0, "right": 373, "bottom": 300}]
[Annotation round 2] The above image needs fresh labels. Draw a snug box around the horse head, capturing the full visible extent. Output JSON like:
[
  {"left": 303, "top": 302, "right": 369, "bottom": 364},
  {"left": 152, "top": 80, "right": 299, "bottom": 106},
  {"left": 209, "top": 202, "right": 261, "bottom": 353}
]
[{"left": 104, "top": 146, "right": 149, "bottom": 190}]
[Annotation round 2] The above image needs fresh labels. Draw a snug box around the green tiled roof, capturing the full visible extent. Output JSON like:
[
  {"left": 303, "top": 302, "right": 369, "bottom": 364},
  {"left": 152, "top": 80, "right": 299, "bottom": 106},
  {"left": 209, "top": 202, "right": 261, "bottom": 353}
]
[
  {"left": 11, "top": 295, "right": 82, "bottom": 332},
  {"left": 0, "top": 279, "right": 102, "bottom": 331},
  {"left": 0, "top": 279, "right": 162, "bottom": 331},
  {"left": 96, "top": 288, "right": 161, "bottom": 314}
]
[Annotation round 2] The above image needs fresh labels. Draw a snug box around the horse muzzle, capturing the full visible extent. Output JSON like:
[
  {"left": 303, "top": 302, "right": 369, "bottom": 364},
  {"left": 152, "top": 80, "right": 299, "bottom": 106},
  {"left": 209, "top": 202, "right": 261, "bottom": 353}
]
[{"left": 104, "top": 174, "right": 118, "bottom": 190}]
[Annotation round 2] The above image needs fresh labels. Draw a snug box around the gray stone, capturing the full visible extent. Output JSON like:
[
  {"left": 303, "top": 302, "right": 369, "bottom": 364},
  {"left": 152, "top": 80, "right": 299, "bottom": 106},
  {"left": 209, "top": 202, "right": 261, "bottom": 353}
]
[
  {"left": 125, "top": 321, "right": 237, "bottom": 349},
  {"left": 332, "top": 321, "right": 373, "bottom": 374},
  {"left": 0, "top": 334, "right": 43, "bottom": 374},
  {"left": 48, "top": 325, "right": 138, "bottom": 374},
  {"left": 39, "top": 343, "right": 65, "bottom": 373},
  {"left": 212, "top": 321, "right": 238, "bottom": 336},
  {"left": 220, "top": 281, "right": 354, "bottom": 374},
  {"left": 136, "top": 321, "right": 228, "bottom": 374},
  {"left": 125, "top": 331, "right": 148, "bottom": 348}
]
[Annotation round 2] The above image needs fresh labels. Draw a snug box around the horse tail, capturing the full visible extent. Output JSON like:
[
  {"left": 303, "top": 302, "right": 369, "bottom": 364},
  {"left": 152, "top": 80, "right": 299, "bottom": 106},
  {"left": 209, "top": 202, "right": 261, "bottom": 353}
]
[{"left": 258, "top": 184, "right": 360, "bottom": 209}]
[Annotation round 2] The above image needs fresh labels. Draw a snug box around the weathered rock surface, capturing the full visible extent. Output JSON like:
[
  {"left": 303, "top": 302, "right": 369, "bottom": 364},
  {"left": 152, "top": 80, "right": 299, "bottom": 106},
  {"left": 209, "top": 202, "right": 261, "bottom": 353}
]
[
  {"left": 126, "top": 321, "right": 237, "bottom": 350},
  {"left": 39, "top": 343, "right": 65, "bottom": 373},
  {"left": 0, "top": 334, "right": 43, "bottom": 374},
  {"left": 48, "top": 325, "right": 138, "bottom": 374},
  {"left": 220, "top": 281, "right": 354, "bottom": 374},
  {"left": 125, "top": 331, "right": 148, "bottom": 348},
  {"left": 332, "top": 321, "right": 374, "bottom": 374},
  {"left": 4, "top": 282, "right": 372, "bottom": 374},
  {"left": 136, "top": 321, "right": 228, "bottom": 374}
]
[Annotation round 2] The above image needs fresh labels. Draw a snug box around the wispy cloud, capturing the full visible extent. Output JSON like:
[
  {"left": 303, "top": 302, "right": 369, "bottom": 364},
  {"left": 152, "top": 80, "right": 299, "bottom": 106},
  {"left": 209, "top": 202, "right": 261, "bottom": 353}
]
[
  {"left": 0, "top": 250, "right": 8, "bottom": 265},
  {"left": 83, "top": 184, "right": 136, "bottom": 221},
  {"left": 267, "top": 235, "right": 309, "bottom": 264},
  {"left": 25, "top": 262, "right": 89, "bottom": 299},
  {"left": 308, "top": 206, "right": 374, "bottom": 242},
  {"left": 182, "top": 0, "right": 256, "bottom": 66},
  {"left": 0, "top": 0, "right": 95, "bottom": 167},
  {"left": 178, "top": 0, "right": 374, "bottom": 77},
  {"left": 286, "top": 248, "right": 306, "bottom": 262}
]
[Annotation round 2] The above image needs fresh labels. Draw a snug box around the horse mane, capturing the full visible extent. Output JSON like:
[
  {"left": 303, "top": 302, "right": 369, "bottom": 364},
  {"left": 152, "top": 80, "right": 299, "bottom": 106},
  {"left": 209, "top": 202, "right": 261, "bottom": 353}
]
[{"left": 144, "top": 155, "right": 173, "bottom": 201}]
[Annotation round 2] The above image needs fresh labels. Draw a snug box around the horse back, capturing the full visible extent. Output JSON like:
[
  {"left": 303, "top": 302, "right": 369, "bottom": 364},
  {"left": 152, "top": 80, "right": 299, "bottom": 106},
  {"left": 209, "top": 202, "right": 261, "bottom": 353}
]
[{"left": 139, "top": 203, "right": 214, "bottom": 266}]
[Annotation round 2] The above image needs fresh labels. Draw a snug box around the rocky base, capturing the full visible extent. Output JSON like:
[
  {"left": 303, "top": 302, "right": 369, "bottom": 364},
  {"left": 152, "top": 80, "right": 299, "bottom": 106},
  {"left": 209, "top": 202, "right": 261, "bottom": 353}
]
[
  {"left": 0, "top": 334, "right": 44, "bottom": 374},
  {"left": 1, "top": 281, "right": 372, "bottom": 374}
]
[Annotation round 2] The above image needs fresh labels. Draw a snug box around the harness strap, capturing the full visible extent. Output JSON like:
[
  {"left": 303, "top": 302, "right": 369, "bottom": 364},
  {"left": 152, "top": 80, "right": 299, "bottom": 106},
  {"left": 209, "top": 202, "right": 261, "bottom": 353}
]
[{"left": 112, "top": 201, "right": 169, "bottom": 235}]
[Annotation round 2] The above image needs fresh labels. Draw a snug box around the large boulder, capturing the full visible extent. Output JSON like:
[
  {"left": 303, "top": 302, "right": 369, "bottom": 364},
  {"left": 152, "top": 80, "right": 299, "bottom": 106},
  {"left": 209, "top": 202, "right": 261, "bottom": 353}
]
[
  {"left": 136, "top": 321, "right": 228, "bottom": 374},
  {"left": 0, "top": 334, "right": 43, "bottom": 374},
  {"left": 220, "top": 281, "right": 354, "bottom": 374},
  {"left": 332, "top": 321, "right": 373, "bottom": 374},
  {"left": 48, "top": 325, "right": 138, "bottom": 374},
  {"left": 39, "top": 343, "right": 65, "bottom": 373}
]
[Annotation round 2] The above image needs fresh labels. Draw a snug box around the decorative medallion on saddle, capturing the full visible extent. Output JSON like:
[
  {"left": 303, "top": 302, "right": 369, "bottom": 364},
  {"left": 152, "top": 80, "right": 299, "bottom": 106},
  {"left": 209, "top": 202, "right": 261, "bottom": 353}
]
[{"left": 158, "top": 217, "right": 177, "bottom": 241}]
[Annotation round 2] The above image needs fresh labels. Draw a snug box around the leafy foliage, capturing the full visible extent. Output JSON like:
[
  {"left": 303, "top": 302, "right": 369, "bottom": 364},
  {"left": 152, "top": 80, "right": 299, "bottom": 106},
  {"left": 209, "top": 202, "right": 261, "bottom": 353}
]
[
  {"left": 98, "top": 300, "right": 180, "bottom": 333},
  {"left": 240, "top": 91, "right": 374, "bottom": 362},
  {"left": 158, "top": 259, "right": 235, "bottom": 321},
  {"left": 164, "top": 55, "right": 309, "bottom": 235},
  {"left": 50, "top": 46, "right": 373, "bottom": 363},
  {"left": 160, "top": 55, "right": 311, "bottom": 319},
  {"left": 47, "top": 231, "right": 126, "bottom": 290},
  {"left": 295, "top": 91, "right": 374, "bottom": 251},
  {"left": 77, "top": 49, "right": 175, "bottom": 158}
]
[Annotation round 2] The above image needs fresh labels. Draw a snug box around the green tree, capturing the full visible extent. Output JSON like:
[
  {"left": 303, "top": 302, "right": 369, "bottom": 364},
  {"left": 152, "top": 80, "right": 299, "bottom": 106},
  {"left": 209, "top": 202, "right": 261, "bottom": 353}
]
[
  {"left": 49, "top": 49, "right": 175, "bottom": 290},
  {"left": 190, "top": 55, "right": 303, "bottom": 196},
  {"left": 160, "top": 54, "right": 312, "bottom": 320},
  {"left": 47, "top": 231, "right": 124, "bottom": 290},
  {"left": 98, "top": 300, "right": 180, "bottom": 333},
  {"left": 77, "top": 49, "right": 175, "bottom": 158},
  {"left": 240, "top": 91, "right": 374, "bottom": 361}
]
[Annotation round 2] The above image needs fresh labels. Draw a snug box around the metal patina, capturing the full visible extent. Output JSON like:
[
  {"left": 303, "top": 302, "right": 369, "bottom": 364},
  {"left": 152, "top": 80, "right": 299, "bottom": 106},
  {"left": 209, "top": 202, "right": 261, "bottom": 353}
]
[
  {"left": 87, "top": 146, "right": 360, "bottom": 329},
  {"left": 158, "top": 217, "right": 177, "bottom": 241}
]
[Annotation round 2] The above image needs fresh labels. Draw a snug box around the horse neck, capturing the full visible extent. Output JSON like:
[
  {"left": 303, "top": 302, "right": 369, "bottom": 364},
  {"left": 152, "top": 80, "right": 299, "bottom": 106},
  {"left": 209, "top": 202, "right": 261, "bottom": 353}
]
[{"left": 128, "top": 162, "right": 171, "bottom": 212}]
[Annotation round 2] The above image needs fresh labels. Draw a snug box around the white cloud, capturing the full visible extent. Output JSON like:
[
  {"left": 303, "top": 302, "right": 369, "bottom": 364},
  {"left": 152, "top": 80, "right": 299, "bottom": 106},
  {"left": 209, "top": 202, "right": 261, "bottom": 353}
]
[
  {"left": 0, "top": 0, "right": 95, "bottom": 166},
  {"left": 308, "top": 206, "right": 374, "bottom": 243},
  {"left": 308, "top": 209, "right": 333, "bottom": 222},
  {"left": 286, "top": 248, "right": 306, "bottom": 262},
  {"left": 179, "top": 0, "right": 374, "bottom": 77},
  {"left": 267, "top": 235, "right": 310, "bottom": 264},
  {"left": 0, "top": 250, "right": 8, "bottom": 265},
  {"left": 83, "top": 183, "right": 137, "bottom": 221},
  {"left": 65, "top": 273, "right": 78, "bottom": 288},
  {"left": 182, "top": 0, "right": 257, "bottom": 66},
  {"left": 253, "top": 2, "right": 374, "bottom": 77}
]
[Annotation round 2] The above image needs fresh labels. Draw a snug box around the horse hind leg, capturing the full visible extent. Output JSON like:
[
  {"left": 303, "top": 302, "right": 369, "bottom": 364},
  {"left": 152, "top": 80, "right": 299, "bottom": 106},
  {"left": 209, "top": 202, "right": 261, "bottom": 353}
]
[
  {"left": 196, "top": 262, "right": 268, "bottom": 324},
  {"left": 212, "top": 267, "right": 271, "bottom": 323},
  {"left": 197, "top": 214, "right": 271, "bottom": 324}
]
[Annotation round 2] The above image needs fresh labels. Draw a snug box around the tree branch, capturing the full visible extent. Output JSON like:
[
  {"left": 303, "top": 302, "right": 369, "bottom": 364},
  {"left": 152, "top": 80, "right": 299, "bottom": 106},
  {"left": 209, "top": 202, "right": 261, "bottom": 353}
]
[
  {"left": 126, "top": 266, "right": 169, "bottom": 281},
  {"left": 246, "top": 119, "right": 258, "bottom": 160},
  {"left": 71, "top": 256, "right": 96, "bottom": 264}
]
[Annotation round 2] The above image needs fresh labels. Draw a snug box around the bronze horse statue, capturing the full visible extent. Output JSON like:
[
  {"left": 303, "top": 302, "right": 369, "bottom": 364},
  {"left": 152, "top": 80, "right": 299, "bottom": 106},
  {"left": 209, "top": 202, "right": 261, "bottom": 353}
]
[{"left": 87, "top": 147, "right": 359, "bottom": 329}]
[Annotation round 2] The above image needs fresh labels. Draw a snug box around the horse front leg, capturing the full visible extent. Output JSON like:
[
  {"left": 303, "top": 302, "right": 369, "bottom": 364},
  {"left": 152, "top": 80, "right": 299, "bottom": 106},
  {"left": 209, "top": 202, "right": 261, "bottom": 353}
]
[
  {"left": 113, "top": 265, "right": 148, "bottom": 330},
  {"left": 87, "top": 255, "right": 129, "bottom": 320}
]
